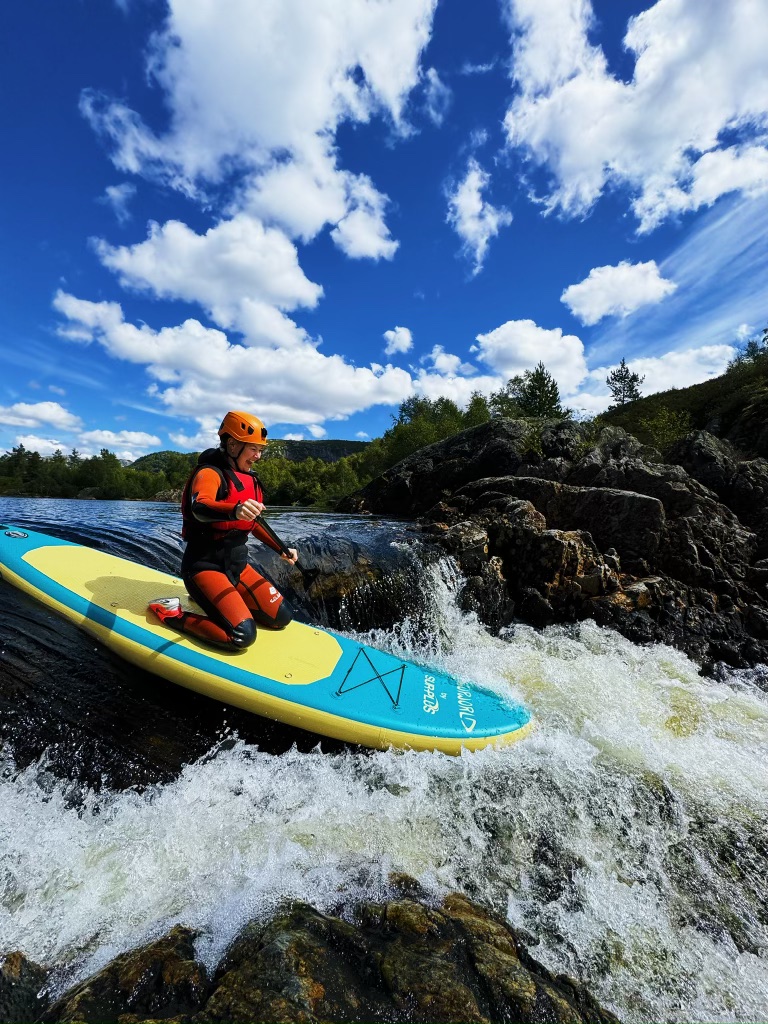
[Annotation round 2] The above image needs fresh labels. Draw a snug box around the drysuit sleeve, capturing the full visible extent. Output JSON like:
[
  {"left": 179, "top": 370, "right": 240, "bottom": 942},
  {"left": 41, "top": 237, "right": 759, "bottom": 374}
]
[
  {"left": 250, "top": 520, "right": 285, "bottom": 555},
  {"left": 188, "top": 467, "right": 239, "bottom": 522}
]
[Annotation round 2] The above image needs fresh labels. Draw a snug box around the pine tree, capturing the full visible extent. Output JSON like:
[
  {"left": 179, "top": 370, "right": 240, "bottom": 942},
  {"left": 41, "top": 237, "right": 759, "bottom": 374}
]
[
  {"left": 606, "top": 358, "right": 644, "bottom": 407},
  {"left": 489, "top": 363, "right": 568, "bottom": 419}
]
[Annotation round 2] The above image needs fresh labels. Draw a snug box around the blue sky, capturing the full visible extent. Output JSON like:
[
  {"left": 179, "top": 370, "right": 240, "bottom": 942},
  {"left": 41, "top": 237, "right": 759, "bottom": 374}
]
[{"left": 2, "top": 0, "right": 767, "bottom": 461}]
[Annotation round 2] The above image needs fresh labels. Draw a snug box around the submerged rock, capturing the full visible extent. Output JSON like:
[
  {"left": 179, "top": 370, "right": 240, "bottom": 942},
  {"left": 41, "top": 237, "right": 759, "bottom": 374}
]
[
  {"left": 42, "top": 889, "right": 619, "bottom": 1024},
  {"left": 339, "top": 420, "right": 768, "bottom": 672},
  {"left": 0, "top": 951, "right": 48, "bottom": 1024}
]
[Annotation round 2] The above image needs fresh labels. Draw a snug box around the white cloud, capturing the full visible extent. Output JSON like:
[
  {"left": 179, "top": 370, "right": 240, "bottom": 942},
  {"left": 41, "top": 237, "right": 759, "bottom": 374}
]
[
  {"left": 78, "top": 429, "right": 161, "bottom": 448},
  {"left": 48, "top": 385, "right": 66, "bottom": 396},
  {"left": 83, "top": 0, "right": 438, "bottom": 252},
  {"left": 330, "top": 175, "right": 399, "bottom": 260},
  {"left": 561, "top": 260, "right": 677, "bottom": 325},
  {"left": 472, "top": 318, "right": 588, "bottom": 392},
  {"left": 572, "top": 345, "right": 735, "bottom": 412},
  {"left": 414, "top": 371, "right": 502, "bottom": 406},
  {"left": 94, "top": 215, "right": 322, "bottom": 342},
  {"left": 0, "top": 401, "right": 82, "bottom": 431},
  {"left": 15, "top": 436, "right": 69, "bottom": 457},
  {"left": 446, "top": 158, "right": 513, "bottom": 274},
  {"left": 281, "top": 433, "right": 305, "bottom": 442},
  {"left": 307, "top": 424, "right": 327, "bottom": 438},
  {"left": 100, "top": 182, "right": 137, "bottom": 224},
  {"left": 460, "top": 61, "right": 496, "bottom": 76},
  {"left": 383, "top": 325, "right": 413, "bottom": 355},
  {"left": 423, "top": 67, "right": 451, "bottom": 125},
  {"left": 422, "top": 344, "right": 476, "bottom": 376},
  {"left": 53, "top": 292, "right": 415, "bottom": 432},
  {"left": 356, "top": 431, "right": 370, "bottom": 439},
  {"left": 586, "top": 193, "right": 768, "bottom": 367},
  {"left": 503, "top": 0, "right": 768, "bottom": 230}
]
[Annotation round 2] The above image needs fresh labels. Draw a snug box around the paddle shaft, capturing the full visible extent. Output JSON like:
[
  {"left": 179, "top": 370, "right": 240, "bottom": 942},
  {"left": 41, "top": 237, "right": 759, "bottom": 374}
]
[{"left": 257, "top": 515, "right": 317, "bottom": 584}]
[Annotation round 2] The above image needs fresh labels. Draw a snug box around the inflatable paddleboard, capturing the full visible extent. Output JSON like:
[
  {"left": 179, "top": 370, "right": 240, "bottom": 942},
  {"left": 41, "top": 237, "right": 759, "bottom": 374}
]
[{"left": 0, "top": 524, "right": 533, "bottom": 753}]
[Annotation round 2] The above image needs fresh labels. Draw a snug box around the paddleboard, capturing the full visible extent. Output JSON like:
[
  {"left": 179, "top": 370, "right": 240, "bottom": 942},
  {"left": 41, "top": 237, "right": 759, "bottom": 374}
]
[{"left": 0, "top": 524, "right": 533, "bottom": 754}]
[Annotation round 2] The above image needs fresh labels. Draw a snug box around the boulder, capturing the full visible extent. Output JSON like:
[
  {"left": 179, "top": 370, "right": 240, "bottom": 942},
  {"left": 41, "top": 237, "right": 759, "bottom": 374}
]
[
  {"left": 199, "top": 888, "right": 619, "bottom": 1024},
  {"left": 42, "top": 926, "right": 208, "bottom": 1023}
]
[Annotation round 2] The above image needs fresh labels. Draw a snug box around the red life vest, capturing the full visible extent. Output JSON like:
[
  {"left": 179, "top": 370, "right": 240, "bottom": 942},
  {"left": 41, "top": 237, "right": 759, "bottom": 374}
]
[{"left": 181, "top": 448, "right": 264, "bottom": 546}]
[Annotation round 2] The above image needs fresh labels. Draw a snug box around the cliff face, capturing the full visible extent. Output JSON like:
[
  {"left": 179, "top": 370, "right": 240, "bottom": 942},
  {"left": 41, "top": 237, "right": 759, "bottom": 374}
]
[{"left": 338, "top": 419, "right": 768, "bottom": 673}]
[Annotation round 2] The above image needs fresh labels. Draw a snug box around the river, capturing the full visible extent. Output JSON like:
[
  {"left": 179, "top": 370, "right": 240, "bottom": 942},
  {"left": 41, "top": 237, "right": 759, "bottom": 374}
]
[{"left": 1, "top": 498, "right": 767, "bottom": 1022}]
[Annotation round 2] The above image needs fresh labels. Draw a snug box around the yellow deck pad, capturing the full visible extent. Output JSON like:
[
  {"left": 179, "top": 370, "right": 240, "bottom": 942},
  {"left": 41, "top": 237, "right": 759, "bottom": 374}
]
[{"left": 23, "top": 545, "right": 341, "bottom": 686}]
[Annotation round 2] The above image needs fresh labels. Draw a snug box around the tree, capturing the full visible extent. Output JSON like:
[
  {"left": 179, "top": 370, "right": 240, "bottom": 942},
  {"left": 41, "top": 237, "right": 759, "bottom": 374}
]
[
  {"left": 490, "top": 363, "right": 568, "bottom": 419},
  {"left": 728, "top": 325, "right": 768, "bottom": 369},
  {"left": 606, "top": 358, "right": 645, "bottom": 407}
]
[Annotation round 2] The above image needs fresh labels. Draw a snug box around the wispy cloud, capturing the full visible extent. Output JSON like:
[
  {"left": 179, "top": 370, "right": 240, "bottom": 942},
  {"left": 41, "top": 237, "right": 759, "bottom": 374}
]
[
  {"left": 586, "top": 193, "right": 768, "bottom": 365},
  {"left": 446, "top": 158, "right": 512, "bottom": 274}
]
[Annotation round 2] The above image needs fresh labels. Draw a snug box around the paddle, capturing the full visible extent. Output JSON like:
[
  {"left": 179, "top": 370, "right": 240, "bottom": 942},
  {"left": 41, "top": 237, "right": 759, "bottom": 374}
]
[{"left": 258, "top": 516, "right": 321, "bottom": 591}]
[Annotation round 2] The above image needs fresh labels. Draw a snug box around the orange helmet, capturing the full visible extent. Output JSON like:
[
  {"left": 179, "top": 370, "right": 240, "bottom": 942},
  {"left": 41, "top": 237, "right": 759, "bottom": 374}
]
[{"left": 218, "top": 411, "right": 268, "bottom": 444}]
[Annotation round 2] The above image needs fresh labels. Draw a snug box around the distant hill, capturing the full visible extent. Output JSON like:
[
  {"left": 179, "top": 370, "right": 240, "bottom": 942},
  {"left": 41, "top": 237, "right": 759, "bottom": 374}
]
[
  {"left": 264, "top": 438, "right": 369, "bottom": 463},
  {"left": 601, "top": 356, "right": 768, "bottom": 457},
  {"left": 129, "top": 438, "right": 369, "bottom": 472}
]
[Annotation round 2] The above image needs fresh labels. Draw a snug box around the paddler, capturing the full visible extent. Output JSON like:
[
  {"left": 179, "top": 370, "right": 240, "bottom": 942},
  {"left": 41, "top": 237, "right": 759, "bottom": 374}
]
[{"left": 148, "top": 410, "right": 298, "bottom": 649}]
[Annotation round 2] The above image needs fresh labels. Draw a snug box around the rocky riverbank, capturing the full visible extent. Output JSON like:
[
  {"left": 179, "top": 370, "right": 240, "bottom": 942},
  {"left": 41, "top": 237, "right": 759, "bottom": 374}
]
[
  {"left": 1, "top": 880, "right": 618, "bottom": 1024},
  {"left": 338, "top": 420, "right": 768, "bottom": 674}
]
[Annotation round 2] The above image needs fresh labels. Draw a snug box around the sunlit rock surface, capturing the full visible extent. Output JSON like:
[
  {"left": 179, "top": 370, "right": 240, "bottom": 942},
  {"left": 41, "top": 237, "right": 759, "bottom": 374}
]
[{"left": 37, "top": 887, "right": 618, "bottom": 1024}]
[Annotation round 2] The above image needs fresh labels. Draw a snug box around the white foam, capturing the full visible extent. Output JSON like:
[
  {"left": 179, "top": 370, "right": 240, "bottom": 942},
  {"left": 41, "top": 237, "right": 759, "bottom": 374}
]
[{"left": 1, "top": 556, "right": 767, "bottom": 1022}]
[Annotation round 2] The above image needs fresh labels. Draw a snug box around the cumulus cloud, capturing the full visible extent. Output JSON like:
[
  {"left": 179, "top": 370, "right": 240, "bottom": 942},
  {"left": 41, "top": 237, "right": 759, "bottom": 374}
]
[
  {"left": 423, "top": 67, "right": 451, "bottom": 125},
  {"left": 446, "top": 158, "right": 513, "bottom": 274},
  {"left": 307, "top": 424, "right": 327, "bottom": 438},
  {"left": 0, "top": 401, "right": 83, "bottom": 431},
  {"left": 561, "top": 260, "right": 678, "bottom": 325},
  {"left": 78, "top": 429, "right": 161, "bottom": 448},
  {"left": 503, "top": 0, "right": 768, "bottom": 230},
  {"left": 422, "top": 344, "right": 476, "bottom": 376},
  {"left": 330, "top": 175, "right": 399, "bottom": 260},
  {"left": 94, "top": 215, "right": 322, "bottom": 343},
  {"left": 356, "top": 431, "right": 370, "bottom": 439},
  {"left": 53, "top": 291, "right": 414, "bottom": 435},
  {"left": 99, "top": 182, "right": 137, "bottom": 224},
  {"left": 83, "top": 0, "right": 438, "bottom": 253},
  {"left": 14, "top": 435, "right": 70, "bottom": 457},
  {"left": 572, "top": 344, "right": 736, "bottom": 412},
  {"left": 383, "top": 325, "right": 413, "bottom": 355},
  {"left": 471, "top": 318, "right": 587, "bottom": 393}
]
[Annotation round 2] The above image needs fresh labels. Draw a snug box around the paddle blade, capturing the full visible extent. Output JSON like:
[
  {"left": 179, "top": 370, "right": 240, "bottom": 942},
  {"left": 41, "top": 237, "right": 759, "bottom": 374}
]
[{"left": 297, "top": 563, "right": 321, "bottom": 590}]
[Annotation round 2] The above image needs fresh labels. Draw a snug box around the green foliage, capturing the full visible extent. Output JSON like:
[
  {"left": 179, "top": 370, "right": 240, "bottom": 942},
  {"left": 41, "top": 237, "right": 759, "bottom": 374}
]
[
  {"left": 727, "top": 325, "right": 768, "bottom": 370},
  {"left": 636, "top": 408, "right": 693, "bottom": 450},
  {"left": 489, "top": 362, "right": 569, "bottom": 419},
  {"left": 606, "top": 358, "right": 644, "bottom": 407},
  {"left": 0, "top": 446, "right": 185, "bottom": 500},
  {"left": 520, "top": 423, "right": 544, "bottom": 458},
  {"left": 602, "top": 328, "right": 768, "bottom": 457}
]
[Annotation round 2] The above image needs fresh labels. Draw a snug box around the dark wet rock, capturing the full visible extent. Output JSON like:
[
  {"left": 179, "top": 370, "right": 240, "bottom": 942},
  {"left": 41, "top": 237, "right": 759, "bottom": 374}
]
[
  {"left": 197, "top": 890, "right": 618, "bottom": 1024},
  {"left": 37, "top": 891, "right": 618, "bottom": 1024},
  {"left": 42, "top": 926, "right": 208, "bottom": 1023},
  {"left": 339, "top": 419, "right": 768, "bottom": 671},
  {"left": 0, "top": 950, "right": 49, "bottom": 1024},
  {"left": 667, "top": 430, "right": 768, "bottom": 559}
]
